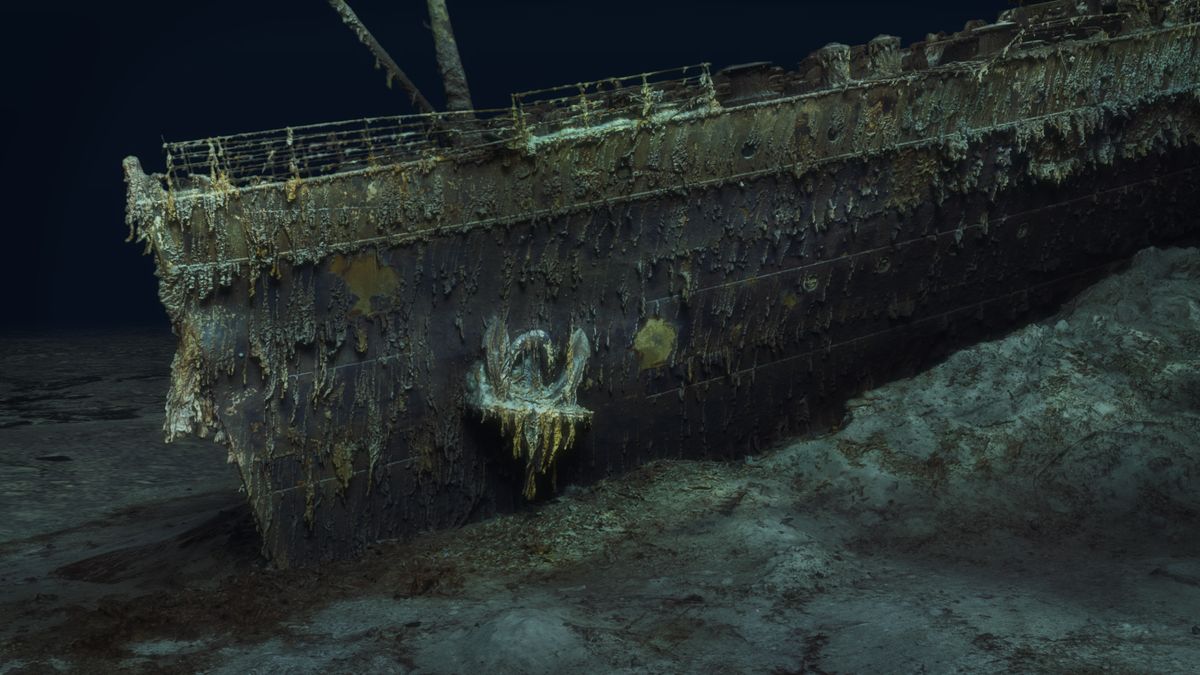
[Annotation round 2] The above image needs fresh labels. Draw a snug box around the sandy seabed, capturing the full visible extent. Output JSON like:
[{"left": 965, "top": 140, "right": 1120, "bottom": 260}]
[{"left": 2, "top": 247, "right": 1199, "bottom": 674}]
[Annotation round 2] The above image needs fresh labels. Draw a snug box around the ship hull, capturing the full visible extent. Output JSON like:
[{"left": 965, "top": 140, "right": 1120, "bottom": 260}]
[
  {"left": 219, "top": 105, "right": 1200, "bottom": 566},
  {"left": 125, "top": 4, "right": 1200, "bottom": 566}
]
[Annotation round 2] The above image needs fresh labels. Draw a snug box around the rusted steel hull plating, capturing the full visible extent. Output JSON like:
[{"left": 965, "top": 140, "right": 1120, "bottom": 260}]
[{"left": 125, "top": 0, "right": 1200, "bottom": 566}]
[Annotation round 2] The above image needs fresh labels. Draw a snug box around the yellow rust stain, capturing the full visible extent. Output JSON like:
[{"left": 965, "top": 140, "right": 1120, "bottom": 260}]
[
  {"left": 633, "top": 318, "right": 677, "bottom": 371},
  {"left": 332, "top": 441, "right": 356, "bottom": 490},
  {"left": 285, "top": 175, "right": 303, "bottom": 202},
  {"left": 331, "top": 253, "right": 400, "bottom": 317},
  {"left": 781, "top": 291, "right": 799, "bottom": 309},
  {"left": 861, "top": 98, "right": 896, "bottom": 144}
]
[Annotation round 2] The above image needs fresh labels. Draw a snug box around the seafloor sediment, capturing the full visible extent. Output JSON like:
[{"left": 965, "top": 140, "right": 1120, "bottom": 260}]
[{"left": 2, "top": 246, "right": 1199, "bottom": 673}]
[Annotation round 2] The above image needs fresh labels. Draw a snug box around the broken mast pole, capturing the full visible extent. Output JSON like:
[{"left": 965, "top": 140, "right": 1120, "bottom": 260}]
[
  {"left": 426, "top": 0, "right": 475, "bottom": 112},
  {"left": 326, "top": 0, "right": 436, "bottom": 115}
]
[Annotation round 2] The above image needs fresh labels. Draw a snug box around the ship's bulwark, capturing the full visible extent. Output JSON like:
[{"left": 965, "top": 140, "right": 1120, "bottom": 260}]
[{"left": 125, "top": 1, "right": 1200, "bottom": 565}]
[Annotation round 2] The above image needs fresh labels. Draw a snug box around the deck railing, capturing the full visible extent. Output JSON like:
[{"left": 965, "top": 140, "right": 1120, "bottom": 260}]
[{"left": 163, "top": 64, "right": 715, "bottom": 188}]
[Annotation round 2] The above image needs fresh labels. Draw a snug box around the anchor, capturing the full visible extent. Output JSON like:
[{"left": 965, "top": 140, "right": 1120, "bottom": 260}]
[{"left": 466, "top": 319, "right": 592, "bottom": 498}]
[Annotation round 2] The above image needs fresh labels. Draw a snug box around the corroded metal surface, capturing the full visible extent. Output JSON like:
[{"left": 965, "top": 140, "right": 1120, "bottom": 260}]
[{"left": 125, "top": 0, "right": 1200, "bottom": 566}]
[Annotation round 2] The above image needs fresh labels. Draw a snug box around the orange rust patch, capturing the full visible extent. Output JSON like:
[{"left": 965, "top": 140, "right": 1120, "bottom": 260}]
[
  {"left": 331, "top": 253, "right": 400, "bottom": 317},
  {"left": 633, "top": 318, "right": 677, "bottom": 371}
]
